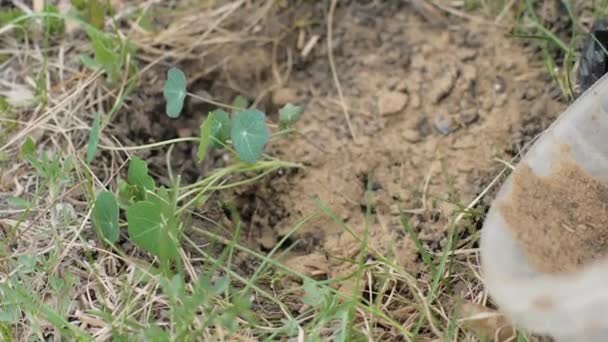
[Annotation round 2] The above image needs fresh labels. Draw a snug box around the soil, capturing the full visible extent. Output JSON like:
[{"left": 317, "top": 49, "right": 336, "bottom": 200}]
[
  {"left": 227, "top": 5, "right": 565, "bottom": 293},
  {"left": 499, "top": 153, "right": 608, "bottom": 274},
  {"left": 116, "top": 2, "right": 566, "bottom": 293}
]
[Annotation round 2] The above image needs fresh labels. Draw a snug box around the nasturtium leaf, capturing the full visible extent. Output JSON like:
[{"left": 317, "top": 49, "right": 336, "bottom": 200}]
[
  {"left": 278, "top": 103, "right": 303, "bottom": 130},
  {"left": 86, "top": 112, "right": 101, "bottom": 164},
  {"left": 197, "top": 111, "right": 215, "bottom": 162},
  {"left": 150, "top": 186, "right": 175, "bottom": 219},
  {"left": 210, "top": 109, "right": 231, "bottom": 148},
  {"left": 231, "top": 95, "right": 249, "bottom": 111},
  {"left": 126, "top": 201, "right": 179, "bottom": 262},
  {"left": 93, "top": 191, "right": 119, "bottom": 243},
  {"left": 163, "top": 67, "right": 187, "bottom": 118},
  {"left": 127, "top": 156, "right": 155, "bottom": 195},
  {"left": 231, "top": 109, "right": 269, "bottom": 164}
]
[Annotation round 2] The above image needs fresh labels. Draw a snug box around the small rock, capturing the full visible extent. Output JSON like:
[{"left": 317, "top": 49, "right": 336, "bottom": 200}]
[
  {"left": 458, "top": 110, "right": 479, "bottom": 126},
  {"left": 494, "top": 76, "right": 507, "bottom": 93},
  {"left": 379, "top": 91, "right": 409, "bottom": 115},
  {"left": 394, "top": 79, "right": 409, "bottom": 92},
  {"left": 272, "top": 88, "right": 299, "bottom": 105},
  {"left": 434, "top": 113, "right": 458, "bottom": 135},
  {"left": 257, "top": 226, "right": 277, "bottom": 250},
  {"left": 414, "top": 117, "right": 432, "bottom": 137},
  {"left": 523, "top": 87, "right": 538, "bottom": 100},
  {"left": 458, "top": 48, "right": 478, "bottom": 61},
  {"left": 430, "top": 67, "right": 459, "bottom": 103},
  {"left": 410, "top": 93, "right": 422, "bottom": 109},
  {"left": 402, "top": 128, "right": 422, "bottom": 143}
]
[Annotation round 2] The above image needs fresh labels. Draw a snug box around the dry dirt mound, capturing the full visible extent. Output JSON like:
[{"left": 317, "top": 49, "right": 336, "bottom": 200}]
[
  {"left": 221, "top": 5, "right": 566, "bottom": 293},
  {"left": 105, "top": 0, "right": 566, "bottom": 297}
]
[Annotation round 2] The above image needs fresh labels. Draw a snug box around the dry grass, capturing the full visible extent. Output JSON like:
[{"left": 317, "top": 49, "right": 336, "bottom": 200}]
[{"left": 0, "top": 0, "right": 599, "bottom": 341}]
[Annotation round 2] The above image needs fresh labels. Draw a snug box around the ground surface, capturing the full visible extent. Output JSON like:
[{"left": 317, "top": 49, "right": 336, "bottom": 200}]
[{"left": 0, "top": 0, "right": 598, "bottom": 341}]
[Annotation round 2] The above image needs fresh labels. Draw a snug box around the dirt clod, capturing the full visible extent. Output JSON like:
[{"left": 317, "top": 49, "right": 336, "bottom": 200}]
[
  {"left": 378, "top": 91, "right": 408, "bottom": 116},
  {"left": 272, "top": 88, "right": 300, "bottom": 106},
  {"left": 430, "top": 66, "right": 460, "bottom": 103},
  {"left": 402, "top": 128, "right": 422, "bottom": 143},
  {"left": 499, "top": 157, "right": 608, "bottom": 273}
]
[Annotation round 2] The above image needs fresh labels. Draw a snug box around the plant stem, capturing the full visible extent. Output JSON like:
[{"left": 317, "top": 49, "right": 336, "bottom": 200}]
[{"left": 99, "top": 137, "right": 199, "bottom": 151}]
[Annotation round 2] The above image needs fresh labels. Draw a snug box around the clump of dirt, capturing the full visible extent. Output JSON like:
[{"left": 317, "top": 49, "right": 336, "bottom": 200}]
[{"left": 499, "top": 155, "right": 608, "bottom": 274}]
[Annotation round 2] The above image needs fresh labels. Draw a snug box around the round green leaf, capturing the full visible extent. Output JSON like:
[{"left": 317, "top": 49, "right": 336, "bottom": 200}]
[
  {"left": 93, "top": 191, "right": 119, "bottom": 243},
  {"left": 230, "top": 109, "right": 269, "bottom": 164},
  {"left": 163, "top": 67, "right": 187, "bottom": 118},
  {"left": 127, "top": 201, "right": 179, "bottom": 262}
]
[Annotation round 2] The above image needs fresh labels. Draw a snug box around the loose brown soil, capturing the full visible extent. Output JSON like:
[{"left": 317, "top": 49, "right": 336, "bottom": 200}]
[
  {"left": 500, "top": 154, "right": 608, "bottom": 274},
  {"left": 226, "top": 6, "right": 565, "bottom": 292},
  {"left": 115, "top": 2, "right": 567, "bottom": 292}
]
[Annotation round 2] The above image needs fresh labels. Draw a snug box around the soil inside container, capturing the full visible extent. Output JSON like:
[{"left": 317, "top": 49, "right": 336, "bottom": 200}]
[{"left": 499, "top": 149, "right": 608, "bottom": 273}]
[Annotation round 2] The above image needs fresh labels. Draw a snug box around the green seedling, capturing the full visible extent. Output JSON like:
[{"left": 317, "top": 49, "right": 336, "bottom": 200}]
[
  {"left": 279, "top": 103, "right": 303, "bottom": 130},
  {"left": 127, "top": 156, "right": 155, "bottom": 196},
  {"left": 231, "top": 95, "right": 249, "bottom": 111},
  {"left": 42, "top": 4, "right": 65, "bottom": 37},
  {"left": 93, "top": 191, "right": 119, "bottom": 243},
  {"left": 0, "top": 6, "right": 64, "bottom": 40},
  {"left": 86, "top": 112, "right": 101, "bottom": 164},
  {"left": 163, "top": 67, "right": 187, "bottom": 118},
  {"left": 127, "top": 199, "right": 179, "bottom": 264},
  {"left": 93, "top": 157, "right": 180, "bottom": 270},
  {"left": 230, "top": 109, "right": 269, "bottom": 164},
  {"left": 209, "top": 109, "right": 231, "bottom": 148},
  {"left": 162, "top": 67, "right": 299, "bottom": 165},
  {"left": 197, "top": 110, "right": 215, "bottom": 162},
  {"left": 71, "top": 0, "right": 107, "bottom": 30},
  {"left": 80, "top": 26, "right": 136, "bottom": 84},
  {"left": 21, "top": 137, "right": 74, "bottom": 199}
]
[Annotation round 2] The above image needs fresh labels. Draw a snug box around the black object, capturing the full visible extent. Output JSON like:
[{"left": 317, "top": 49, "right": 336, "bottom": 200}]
[{"left": 578, "top": 18, "right": 608, "bottom": 94}]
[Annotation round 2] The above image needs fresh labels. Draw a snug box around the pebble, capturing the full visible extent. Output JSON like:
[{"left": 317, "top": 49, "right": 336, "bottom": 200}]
[
  {"left": 402, "top": 128, "right": 422, "bottom": 143},
  {"left": 458, "top": 110, "right": 479, "bottom": 126},
  {"left": 458, "top": 48, "right": 478, "bottom": 61},
  {"left": 430, "top": 66, "right": 459, "bottom": 103},
  {"left": 379, "top": 91, "right": 409, "bottom": 115},
  {"left": 434, "top": 113, "right": 458, "bottom": 135},
  {"left": 494, "top": 76, "right": 507, "bottom": 93},
  {"left": 272, "top": 87, "right": 299, "bottom": 105}
]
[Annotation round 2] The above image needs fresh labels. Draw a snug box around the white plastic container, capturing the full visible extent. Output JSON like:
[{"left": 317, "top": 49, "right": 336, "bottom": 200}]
[{"left": 480, "top": 72, "right": 608, "bottom": 341}]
